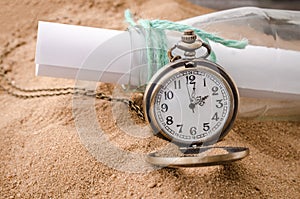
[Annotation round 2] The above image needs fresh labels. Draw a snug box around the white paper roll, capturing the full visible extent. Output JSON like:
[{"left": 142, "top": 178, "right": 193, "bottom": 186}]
[
  {"left": 36, "top": 21, "right": 132, "bottom": 84},
  {"left": 35, "top": 21, "right": 300, "bottom": 99}
]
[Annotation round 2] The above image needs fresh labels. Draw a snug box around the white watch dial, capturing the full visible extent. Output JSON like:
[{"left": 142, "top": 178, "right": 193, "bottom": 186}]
[{"left": 153, "top": 68, "right": 231, "bottom": 144}]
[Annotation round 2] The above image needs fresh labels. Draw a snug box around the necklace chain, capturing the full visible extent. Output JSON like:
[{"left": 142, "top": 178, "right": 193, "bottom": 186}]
[{"left": 0, "top": 66, "right": 145, "bottom": 120}]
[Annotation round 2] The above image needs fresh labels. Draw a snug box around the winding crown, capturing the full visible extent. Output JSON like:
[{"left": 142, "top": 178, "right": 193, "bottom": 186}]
[{"left": 181, "top": 30, "right": 197, "bottom": 44}]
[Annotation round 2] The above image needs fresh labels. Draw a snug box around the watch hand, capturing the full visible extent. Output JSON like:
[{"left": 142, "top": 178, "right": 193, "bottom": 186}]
[
  {"left": 191, "top": 84, "right": 196, "bottom": 99},
  {"left": 186, "top": 82, "right": 192, "bottom": 102},
  {"left": 197, "top": 95, "right": 209, "bottom": 106},
  {"left": 202, "top": 95, "right": 209, "bottom": 101},
  {"left": 186, "top": 82, "right": 195, "bottom": 113}
]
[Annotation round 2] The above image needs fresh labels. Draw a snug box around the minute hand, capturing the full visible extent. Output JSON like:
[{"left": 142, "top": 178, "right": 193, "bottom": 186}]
[
  {"left": 186, "top": 82, "right": 195, "bottom": 113},
  {"left": 191, "top": 83, "right": 196, "bottom": 99},
  {"left": 185, "top": 80, "right": 192, "bottom": 101}
]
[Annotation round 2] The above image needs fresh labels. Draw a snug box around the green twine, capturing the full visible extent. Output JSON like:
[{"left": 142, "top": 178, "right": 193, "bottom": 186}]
[{"left": 125, "top": 9, "right": 248, "bottom": 81}]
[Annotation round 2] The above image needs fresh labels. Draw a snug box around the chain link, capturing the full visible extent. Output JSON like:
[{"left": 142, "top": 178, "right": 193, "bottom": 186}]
[{"left": 0, "top": 66, "right": 145, "bottom": 120}]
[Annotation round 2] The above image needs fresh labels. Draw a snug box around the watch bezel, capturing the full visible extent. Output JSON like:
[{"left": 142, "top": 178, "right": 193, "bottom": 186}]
[{"left": 143, "top": 59, "right": 239, "bottom": 146}]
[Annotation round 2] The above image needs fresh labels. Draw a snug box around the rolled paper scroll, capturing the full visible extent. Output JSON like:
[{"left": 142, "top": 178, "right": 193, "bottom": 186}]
[{"left": 36, "top": 7, "right": 300, "bottom": 101}]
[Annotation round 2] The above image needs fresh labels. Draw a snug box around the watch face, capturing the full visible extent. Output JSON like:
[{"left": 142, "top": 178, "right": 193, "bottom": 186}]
[{"left": 145, "top": 60, "right": 238, "bottom": 145}]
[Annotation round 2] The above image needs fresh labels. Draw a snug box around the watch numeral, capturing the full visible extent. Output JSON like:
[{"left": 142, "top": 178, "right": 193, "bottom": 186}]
[
  {"left": 176, "top": 124, "right": 183, "bottom": 133},
  {"left": 174, "top": 80, "right": 181, "bottom": 89},
  {"left": 164, "top": 91, "right": 174, "bottom": 100},
  {"left": 203, "top": 78, "right": 206, "bottom": 87},
  {"left": 166, "top": 116, "right": 173, "bottom": 125},
  {"left": 212, "top": 112, "right": 219, "bottom": 121},
  {"left": 190, "top": 126, "right": 197, "bottom": 135},
  {"left": 212, "top": 86, "right": 219, "bottom": 95},
  {"left": 216, "top": 99, "right": 223, "bottom": 108},
  {"left": 203, "top": 123, "right": 210, "bottom": 131},
  {"left": 186, "top": 75, "right": 196, "bottom": 85},
  {"left": 161, "top": 103, "right": 168, "bottom": 112}
]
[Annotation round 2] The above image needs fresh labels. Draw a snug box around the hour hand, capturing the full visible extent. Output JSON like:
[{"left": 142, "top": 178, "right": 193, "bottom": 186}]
[{"left": 196, "top": 95, "right": 209, "bottom": 106}]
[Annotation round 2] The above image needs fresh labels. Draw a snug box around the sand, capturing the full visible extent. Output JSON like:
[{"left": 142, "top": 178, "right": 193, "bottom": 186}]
[{"left": 0, "top": 0, "right": 299, "bottom": 198}]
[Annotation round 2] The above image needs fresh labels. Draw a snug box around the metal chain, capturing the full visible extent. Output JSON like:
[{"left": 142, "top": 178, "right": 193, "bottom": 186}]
[{"left": 0, "top": 66, "right": 145, "bottom": 120}]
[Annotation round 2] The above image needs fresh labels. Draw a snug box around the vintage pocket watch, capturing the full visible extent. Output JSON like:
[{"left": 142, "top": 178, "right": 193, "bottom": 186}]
[{"left": 143, "top": 30, "right": 249, "bottom": 167}]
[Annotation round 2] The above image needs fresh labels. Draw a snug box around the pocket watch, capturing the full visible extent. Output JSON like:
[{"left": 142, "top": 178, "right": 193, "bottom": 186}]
[{"left": 143, "top": 30, "right": 249, "bottom": 167}]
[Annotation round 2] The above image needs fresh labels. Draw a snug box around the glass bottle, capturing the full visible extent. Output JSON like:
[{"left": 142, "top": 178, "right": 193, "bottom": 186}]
[{"left": 128, "top": 7, "right": 300, "bottom": 120}]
